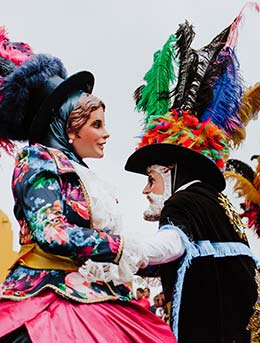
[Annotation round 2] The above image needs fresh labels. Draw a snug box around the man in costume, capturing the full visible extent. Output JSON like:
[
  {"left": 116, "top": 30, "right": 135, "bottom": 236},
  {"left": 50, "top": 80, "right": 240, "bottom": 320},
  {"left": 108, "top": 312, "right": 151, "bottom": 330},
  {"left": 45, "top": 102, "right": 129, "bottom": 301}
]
[{"left": 125, "top": 3, "right": 260, "bottom": 343}]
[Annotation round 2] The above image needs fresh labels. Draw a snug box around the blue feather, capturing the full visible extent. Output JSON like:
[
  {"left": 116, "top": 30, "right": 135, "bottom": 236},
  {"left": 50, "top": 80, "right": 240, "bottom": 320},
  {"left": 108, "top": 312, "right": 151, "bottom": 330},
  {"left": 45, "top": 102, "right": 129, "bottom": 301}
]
[{"left": 200, "top": 48, "right": 243, "bottom": 135}]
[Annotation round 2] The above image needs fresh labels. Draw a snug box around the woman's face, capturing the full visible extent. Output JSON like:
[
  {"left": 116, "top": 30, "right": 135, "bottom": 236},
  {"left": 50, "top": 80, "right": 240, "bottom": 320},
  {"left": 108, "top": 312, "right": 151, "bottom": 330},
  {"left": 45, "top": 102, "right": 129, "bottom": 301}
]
[{"left": 68, "top": 107, "right": 110, "bottom": 159}]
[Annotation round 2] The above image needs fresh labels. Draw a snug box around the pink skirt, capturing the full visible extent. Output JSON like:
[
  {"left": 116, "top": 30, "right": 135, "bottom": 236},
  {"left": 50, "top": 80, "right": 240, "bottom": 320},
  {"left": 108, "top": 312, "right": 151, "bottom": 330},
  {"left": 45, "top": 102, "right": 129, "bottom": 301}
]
[{"left": 0, "top": 292, "right": 177, "bottom": 343}]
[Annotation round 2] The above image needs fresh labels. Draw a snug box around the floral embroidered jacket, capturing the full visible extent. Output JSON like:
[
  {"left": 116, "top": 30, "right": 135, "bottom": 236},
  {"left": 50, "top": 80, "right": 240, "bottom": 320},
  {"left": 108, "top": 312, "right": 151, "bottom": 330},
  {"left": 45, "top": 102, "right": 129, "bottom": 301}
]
[{"left": 0, "top": 144, "right": 131, "bottom": 303}]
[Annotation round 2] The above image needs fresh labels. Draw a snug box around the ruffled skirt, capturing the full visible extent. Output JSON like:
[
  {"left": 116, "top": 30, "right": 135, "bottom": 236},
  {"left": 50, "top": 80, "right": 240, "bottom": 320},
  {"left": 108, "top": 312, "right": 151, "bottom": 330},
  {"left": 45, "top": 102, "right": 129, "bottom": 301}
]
[{"left": 0, "top": 292, "right": 177, "bottom": 343}]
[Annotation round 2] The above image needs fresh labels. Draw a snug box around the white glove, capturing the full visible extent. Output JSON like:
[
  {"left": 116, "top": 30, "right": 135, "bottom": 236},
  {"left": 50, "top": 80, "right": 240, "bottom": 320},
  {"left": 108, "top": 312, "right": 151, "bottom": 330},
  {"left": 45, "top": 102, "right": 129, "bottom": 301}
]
[{"left": 79, "top": 228, "right": 185, "bottom": 285}]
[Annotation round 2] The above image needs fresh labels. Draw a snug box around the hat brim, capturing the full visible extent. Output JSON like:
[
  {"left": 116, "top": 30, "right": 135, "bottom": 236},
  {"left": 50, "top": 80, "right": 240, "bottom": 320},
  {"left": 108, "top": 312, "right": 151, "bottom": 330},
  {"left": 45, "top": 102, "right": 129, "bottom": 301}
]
[
  {"left": 125, "top": 143, "right": 226, "bottom": 191},
  {"left": 30, "top": 71, "right": 94, "bottom": 142}
]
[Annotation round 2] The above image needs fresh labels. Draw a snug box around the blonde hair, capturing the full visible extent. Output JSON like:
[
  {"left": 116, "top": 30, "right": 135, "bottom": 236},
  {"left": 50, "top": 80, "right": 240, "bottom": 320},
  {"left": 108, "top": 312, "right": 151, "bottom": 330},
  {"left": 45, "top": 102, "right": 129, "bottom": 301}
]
[{"left": 66, "top": 93, "right": 105, "bottom": 136}]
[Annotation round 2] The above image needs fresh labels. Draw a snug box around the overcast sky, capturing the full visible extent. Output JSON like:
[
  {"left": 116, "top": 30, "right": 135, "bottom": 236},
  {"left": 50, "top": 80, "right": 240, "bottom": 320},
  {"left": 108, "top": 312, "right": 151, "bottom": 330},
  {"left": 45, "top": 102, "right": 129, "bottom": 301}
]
[{"left": 0, "top": 0, "right": 259, "bottom": 261}]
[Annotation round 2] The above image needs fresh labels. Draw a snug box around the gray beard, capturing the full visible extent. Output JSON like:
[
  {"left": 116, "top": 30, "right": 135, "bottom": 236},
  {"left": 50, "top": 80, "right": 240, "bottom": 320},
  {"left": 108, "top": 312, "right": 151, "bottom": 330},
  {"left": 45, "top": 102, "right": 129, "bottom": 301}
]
[{"left": 143, "top": 193, "right": 168, "bottom": 222}]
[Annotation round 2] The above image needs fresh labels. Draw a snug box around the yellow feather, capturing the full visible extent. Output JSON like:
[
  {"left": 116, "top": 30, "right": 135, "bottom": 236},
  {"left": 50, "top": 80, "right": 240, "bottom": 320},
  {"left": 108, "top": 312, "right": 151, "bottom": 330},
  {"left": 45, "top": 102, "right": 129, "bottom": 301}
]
[
  {"left": 238, "top": 82, "right": 260, "bottom": 126},
  {"left": 224, "top": 171, "right": 260, "bottom": 204},
  {"left": 229, "top": 127, "right": 245, "bottom": 148},
  {"left": 253, "top": 156, "right": 260, "bottom": 191}
]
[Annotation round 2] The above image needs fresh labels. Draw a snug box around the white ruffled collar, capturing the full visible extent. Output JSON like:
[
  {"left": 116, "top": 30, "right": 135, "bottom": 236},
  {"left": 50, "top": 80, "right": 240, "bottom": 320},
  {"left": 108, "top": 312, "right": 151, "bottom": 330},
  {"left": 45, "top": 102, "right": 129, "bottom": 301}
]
[{"left": 70, "top": 160, "right": 122, "bottom": 234}]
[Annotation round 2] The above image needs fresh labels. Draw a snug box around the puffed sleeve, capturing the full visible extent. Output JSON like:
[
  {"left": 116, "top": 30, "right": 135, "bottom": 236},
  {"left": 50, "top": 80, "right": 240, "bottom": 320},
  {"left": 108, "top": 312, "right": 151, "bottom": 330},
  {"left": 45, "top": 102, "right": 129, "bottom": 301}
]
[{"left": 12, "top": 145, "right": 123, "bottom": 265}]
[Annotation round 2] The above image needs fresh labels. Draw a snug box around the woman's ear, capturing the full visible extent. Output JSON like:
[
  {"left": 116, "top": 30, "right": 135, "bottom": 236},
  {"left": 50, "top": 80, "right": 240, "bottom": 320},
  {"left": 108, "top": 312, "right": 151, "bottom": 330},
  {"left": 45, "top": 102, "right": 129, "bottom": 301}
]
[{"left": 67, "top": 132, "right": 76, "bottom": 143}]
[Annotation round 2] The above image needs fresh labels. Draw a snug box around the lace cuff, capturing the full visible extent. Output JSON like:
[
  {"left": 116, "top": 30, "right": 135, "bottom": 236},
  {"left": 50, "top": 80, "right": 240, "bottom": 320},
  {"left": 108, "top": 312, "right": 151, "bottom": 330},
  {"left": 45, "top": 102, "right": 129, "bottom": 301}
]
[
  {"left": 78, "top": 228, "right": 185, "bottom": 285},
  {"left": 79, "top": 235, "right": 149, "bottom": 285}
]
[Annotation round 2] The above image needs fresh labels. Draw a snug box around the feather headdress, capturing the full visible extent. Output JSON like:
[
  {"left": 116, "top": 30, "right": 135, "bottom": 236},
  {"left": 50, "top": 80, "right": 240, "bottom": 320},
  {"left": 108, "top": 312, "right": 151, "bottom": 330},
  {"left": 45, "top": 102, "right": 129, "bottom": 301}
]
[
  {"left": 225, "top": 156, "right": 260, "bottom": 238},
  {"left": 0, "top": 27, "right": 34, "bottom": 155},
  {"left": 131, "top": 2, "right": 260, "bottom": 173},
  {"left": 0, "top": 27, "right": 94, "bottom": 153}
]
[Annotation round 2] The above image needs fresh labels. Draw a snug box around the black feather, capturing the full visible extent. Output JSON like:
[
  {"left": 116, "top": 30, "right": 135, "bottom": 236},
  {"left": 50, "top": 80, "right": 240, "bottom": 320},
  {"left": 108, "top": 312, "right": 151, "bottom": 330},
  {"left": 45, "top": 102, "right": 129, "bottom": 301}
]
[
  {"left": 133, "top": 85, "right": 145, "bottom": 105},
  {"left": 171, "top": 21, "right": 195, "bottom": 110},
  {"left": 172, "top": 23, "right": 232, "bottom": 116},
  {"left": 0, "top": 56, "right": 16, "bottom": 77},
  {"left": 0, "top": 54, "right": 67, "bottom": 140},
  {"left": 226, "top": 159, "right": 255, "bottom": 183}
]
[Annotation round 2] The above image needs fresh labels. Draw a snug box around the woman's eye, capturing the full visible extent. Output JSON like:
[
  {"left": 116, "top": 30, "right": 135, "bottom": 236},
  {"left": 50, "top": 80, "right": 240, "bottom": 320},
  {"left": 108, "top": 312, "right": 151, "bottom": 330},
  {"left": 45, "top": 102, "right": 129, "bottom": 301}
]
[{"left": 93, "top": 121, "right": 101, "bottom": 128}]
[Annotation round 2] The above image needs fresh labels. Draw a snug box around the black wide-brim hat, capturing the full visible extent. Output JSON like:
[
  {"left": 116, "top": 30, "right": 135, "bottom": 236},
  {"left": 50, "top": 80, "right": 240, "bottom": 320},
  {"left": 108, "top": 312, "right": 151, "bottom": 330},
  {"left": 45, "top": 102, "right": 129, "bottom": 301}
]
[
  {"left": 125, "top": 143, "right": 226, "bottom": 191},
  {"left": 29, "top": 71, "right": 94, "bottom": 142}
]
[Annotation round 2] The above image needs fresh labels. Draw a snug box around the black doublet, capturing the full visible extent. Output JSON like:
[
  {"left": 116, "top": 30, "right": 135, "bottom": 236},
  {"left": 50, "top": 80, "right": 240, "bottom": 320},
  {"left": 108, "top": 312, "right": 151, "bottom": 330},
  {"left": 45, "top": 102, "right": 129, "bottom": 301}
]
[{"left": 159, "top": 182, "right": 257, "bottom": 343}]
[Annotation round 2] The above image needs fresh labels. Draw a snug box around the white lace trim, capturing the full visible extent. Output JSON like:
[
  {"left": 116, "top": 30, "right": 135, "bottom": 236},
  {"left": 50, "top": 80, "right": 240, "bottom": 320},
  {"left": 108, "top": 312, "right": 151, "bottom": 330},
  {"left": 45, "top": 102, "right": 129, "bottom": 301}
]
[{"left": 70, "top": 161, "right": 148, "bottom": 285}]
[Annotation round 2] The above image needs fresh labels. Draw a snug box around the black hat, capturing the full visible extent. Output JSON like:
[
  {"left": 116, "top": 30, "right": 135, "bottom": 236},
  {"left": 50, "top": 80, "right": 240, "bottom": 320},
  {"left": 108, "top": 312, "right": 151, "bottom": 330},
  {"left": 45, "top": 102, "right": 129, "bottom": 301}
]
[
  {"left": 125, "top": 143, "right": 225, "bottom": 191},
  {"left": 29, "top": 70, "right": 94, "bottom": 143},
  {"left": 0, "top": 53, "right": 94, "bottom": 142}
]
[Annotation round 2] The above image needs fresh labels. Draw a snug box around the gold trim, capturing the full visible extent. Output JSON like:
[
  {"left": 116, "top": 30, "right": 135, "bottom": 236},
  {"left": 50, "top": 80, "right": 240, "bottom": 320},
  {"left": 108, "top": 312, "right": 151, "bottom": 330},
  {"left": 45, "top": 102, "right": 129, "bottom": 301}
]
[
  {"left": 0, "top": 283, "right": 120, "bottom": 304},
  {"left": 78, "top": 177, "right": 93, "bottom": 229},
  {"left": 247, "top": 269, "right": 260, "bottom": 343},
  {"left": 44, "top": 145, "right": 75, "bottom": 174},
  {"left": 113, "top": 235, "right": 124, "bottom": 264},
  {"left": 218, "top": 193, "right": 248, "bottom": 241}
]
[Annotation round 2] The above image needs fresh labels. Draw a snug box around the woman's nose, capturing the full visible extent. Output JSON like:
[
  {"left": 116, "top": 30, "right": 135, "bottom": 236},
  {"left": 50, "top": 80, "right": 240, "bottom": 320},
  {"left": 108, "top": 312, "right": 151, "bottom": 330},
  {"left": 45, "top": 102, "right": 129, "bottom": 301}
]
[{"left": 103, "top": 128, "right": 110, "bottom": 139}]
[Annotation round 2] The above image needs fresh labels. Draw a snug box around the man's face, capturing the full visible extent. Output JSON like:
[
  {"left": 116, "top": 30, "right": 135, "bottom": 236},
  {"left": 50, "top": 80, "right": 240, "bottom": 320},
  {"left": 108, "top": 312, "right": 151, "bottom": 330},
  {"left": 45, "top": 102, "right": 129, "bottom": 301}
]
[
  {"left": 143, "top": 288, "right": 150, "bottom": 298},
  {"left": 143, "top": 170, "right": 165, "bottom": 195},
  {"left": 136, "top": 290, "right": 143, "bottom": 300},
  {"left": 142, "top": 165, "right": 172, "bottom": 221}
]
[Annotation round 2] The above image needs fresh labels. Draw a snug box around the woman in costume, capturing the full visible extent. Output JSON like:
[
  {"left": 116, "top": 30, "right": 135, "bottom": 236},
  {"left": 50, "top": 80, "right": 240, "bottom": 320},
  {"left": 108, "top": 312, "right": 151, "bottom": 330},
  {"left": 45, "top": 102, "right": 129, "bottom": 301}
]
[{"left": 0, "top": 29, "right": 179, "bottom": 343}]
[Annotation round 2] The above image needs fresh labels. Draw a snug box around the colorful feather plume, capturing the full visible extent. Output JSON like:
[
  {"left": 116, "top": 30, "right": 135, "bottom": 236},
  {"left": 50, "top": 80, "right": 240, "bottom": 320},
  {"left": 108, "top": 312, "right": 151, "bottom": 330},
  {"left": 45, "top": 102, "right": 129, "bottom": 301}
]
[
  {"left": 225, "top": 2, "right": 260, "bottom": 49},
  {"left": 171, "top": 21, "right": 195, "bottom": 110},
  {"left": 238, "top": 83, "right": 260, "bottom": 126},
  {"left": 138, "top": 109, "right": 229, "bottom": 170},
  {"left": 225, "top": 157, "right": 260, "bottom": 237},
  {"left": 133, "top": 3, "right": 260, "bottom": 176},
  {"left": 0, "top": 137, "right": 15, "bottom": 156},
  {"left": 0, "top": 27, "right": 34, "bottom": 156},
  {"left": 200, "top": 48, "right": 244, "bottom": 147},
  {"left": 135, "top": 34, "right": 178, "bottom": 126},
  {"left": 226, "top": 158, "right": 255, "bottom": 183},
  {"left": 173, "top": 24, "right": 232, "bottom": 115},
  {"left": 0, "top": 27, "right": 33, "bottom": 67}
]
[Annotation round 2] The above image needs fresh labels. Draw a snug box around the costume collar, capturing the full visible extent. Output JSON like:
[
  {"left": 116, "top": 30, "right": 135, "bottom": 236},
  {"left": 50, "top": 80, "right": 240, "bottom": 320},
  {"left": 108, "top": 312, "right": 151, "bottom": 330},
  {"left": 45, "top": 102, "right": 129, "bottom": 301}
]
[{"left": 174, "top": 180, "right": 201, "bottom": 193}]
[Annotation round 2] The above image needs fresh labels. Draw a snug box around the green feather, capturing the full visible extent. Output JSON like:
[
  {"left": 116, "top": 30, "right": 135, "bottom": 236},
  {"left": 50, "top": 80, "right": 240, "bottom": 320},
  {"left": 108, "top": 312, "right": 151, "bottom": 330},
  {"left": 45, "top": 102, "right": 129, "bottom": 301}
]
[{"left": 136, "top": 34, "right": 178, "bottom": 125}]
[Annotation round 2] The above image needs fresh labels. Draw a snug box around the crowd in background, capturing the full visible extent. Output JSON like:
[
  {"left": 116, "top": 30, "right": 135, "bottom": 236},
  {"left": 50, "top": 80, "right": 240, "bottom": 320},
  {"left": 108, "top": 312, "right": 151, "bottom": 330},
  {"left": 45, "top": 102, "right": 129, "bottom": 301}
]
[{"left": 135, "top": 287, "right": 169, "bottom": 323}]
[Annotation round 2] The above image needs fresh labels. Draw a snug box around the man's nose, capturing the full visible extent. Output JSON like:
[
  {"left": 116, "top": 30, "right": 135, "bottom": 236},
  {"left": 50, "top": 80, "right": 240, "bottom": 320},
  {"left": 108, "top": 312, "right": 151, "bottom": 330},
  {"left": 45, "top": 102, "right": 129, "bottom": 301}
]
[{"left": 143, "top": 184, "right": 150, "bottom": 194}]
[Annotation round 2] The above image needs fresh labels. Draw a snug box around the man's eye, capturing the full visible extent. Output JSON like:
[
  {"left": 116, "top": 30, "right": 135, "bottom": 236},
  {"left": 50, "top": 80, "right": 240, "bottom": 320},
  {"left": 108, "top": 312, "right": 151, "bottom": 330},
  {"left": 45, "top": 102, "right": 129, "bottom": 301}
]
[{"left": 148, "top": 177, "right": 154, "bottom": 185}]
